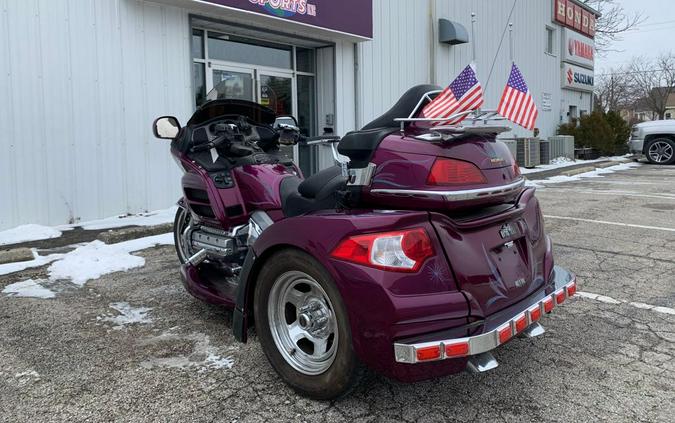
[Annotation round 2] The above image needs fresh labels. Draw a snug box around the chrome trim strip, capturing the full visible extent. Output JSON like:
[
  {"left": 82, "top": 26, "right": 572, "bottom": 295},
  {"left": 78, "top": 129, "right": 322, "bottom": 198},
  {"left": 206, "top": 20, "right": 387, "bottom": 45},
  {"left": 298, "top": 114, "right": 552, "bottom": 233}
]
[
  {"left": 370, "top": 178, "right": 526, "bottom": 202},
  {"left": 393, "top": 279, "right": 577, "bottom": 364}
]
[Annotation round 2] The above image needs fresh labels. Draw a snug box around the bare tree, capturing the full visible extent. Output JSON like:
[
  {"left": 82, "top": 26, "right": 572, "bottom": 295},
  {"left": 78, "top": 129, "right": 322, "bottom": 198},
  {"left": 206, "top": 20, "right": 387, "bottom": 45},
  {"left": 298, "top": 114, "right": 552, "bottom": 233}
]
[
  {"left": 595, "top": 66, "right": 634, "bottom": 111},
  {"left": 581, "top": 0, "right": 643, "bottom": 52},
  {"left": 628, "top": 53, "right": 675, "bottom": 119}
]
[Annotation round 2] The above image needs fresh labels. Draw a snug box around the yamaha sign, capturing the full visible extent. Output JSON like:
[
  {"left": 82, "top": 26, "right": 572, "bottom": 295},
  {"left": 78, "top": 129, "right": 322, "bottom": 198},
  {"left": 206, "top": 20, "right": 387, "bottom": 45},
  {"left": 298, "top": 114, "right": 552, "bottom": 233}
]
[
  {"left": 562, "top": 63, "right": 594, "bottom": 93},
  {"left": 562, "top": 29, "right": 595, "bottom": 69}
]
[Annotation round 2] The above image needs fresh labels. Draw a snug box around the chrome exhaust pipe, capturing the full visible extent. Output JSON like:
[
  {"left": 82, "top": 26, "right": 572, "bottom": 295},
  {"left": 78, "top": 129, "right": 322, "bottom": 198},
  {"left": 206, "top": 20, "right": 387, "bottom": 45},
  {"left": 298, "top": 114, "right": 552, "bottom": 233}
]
[
  {"left": 187, "top": 249, "right": 208, "bottom": 267},
  {"left": 466, "top": 352, "right": 499, "bottom": 373}
]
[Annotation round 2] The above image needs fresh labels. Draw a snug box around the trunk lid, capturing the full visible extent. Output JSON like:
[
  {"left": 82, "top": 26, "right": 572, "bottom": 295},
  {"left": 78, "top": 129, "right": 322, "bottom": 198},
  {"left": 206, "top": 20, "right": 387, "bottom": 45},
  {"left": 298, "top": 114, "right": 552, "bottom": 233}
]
[{"left": 430, "top": 189, "right": 552, "bottom": 317}]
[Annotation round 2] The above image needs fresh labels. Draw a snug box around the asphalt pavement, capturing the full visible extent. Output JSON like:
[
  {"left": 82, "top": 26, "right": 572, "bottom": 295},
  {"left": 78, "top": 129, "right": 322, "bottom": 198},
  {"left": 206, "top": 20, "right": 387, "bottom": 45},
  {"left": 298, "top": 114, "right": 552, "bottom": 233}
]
[{"left": 1, "top": 162, "right": 673, "bottom": 422}]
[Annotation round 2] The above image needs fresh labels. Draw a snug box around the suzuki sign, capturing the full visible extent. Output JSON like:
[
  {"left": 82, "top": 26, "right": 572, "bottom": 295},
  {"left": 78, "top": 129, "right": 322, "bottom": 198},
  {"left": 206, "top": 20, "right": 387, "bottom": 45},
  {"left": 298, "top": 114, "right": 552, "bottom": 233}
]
[
  {"left": 562, "top": 63, "right": 594, "bottom": 93},
  {"left": 562, "top": 29, "right": 594, "bottom": 69}
]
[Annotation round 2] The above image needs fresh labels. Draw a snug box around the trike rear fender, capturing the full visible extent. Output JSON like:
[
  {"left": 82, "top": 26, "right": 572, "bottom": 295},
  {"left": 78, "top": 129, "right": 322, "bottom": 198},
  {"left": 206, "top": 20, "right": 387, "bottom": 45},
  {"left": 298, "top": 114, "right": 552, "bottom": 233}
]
[{"left": 233, "top": 210, "right": 470, "bottom": 372}]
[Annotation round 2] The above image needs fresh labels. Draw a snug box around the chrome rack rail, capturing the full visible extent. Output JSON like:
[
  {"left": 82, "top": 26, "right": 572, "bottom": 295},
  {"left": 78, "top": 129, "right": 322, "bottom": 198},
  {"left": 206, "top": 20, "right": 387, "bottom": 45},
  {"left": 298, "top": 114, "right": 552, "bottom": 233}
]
[{"left": 393, "top": 90, "right": 511, "bottom": 140}]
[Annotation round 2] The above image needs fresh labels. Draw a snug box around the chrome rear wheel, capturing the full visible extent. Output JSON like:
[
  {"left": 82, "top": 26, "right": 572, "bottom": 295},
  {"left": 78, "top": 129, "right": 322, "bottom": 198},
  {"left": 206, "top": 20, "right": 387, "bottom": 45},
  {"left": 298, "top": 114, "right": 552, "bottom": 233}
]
[{"left": 267, "top": 271, "right": 338, "bottom": 375}]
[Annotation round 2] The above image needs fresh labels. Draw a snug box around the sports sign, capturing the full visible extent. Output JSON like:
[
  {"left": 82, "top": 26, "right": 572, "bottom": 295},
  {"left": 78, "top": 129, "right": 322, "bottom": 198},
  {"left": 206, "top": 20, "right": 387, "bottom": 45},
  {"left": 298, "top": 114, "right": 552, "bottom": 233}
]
[
  {"left": 562, "top": 29, "right": 594, "bottom": 69},
  {"left": 562, "top": 63, "right": 594, "bottom": 92},
  {"left": 554, "top": 0, "right": 598, "bottom": 38},
  {"left": 199, "top": 0, "right": 373, "bottom": 39}
]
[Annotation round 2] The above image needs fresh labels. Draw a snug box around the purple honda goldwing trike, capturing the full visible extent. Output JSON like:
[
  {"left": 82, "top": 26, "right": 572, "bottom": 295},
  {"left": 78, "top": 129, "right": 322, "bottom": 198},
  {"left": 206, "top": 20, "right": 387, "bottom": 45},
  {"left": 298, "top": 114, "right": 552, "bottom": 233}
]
[{"left": 152, "top": 83, "right": 577, "bottom": 399}]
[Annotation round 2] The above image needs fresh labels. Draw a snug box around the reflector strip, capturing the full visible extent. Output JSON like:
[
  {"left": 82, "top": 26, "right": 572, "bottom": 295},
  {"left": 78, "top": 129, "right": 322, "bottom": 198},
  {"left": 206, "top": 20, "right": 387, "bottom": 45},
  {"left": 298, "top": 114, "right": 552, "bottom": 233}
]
[
  {"left": 529, "top": 305, "right": 542, "bottom": 322},
  {"left": 416, "top": 345, "right": 441, "bottom": 361}
]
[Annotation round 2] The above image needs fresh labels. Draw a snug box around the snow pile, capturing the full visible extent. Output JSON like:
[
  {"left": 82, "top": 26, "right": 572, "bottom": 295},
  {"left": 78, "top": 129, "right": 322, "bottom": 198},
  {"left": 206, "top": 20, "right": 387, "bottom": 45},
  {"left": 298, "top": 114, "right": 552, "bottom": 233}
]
[
  {"left": 98, "top": 302, "right": 153, "bottom": 328},
  {"left": 47, "top": 233, "right": 173, "bottom": 286},
  {"left": 0, "top": 224, "right": 63, "bottom": 246},
  {"left": 2, "top": 279, "right": 56, "bottom": 299},
  {"left": 550, "top": 156, "right": 575, "bottom": 165},
  {"left": 71, "top": 206, "right": 178, "bottom": 230}
]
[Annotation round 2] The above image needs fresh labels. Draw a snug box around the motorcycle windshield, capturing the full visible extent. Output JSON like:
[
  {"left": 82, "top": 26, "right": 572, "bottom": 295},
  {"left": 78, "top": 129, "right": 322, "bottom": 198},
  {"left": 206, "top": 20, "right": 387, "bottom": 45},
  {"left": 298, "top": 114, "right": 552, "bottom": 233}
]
[{"left": 187, "top": 81, "right": 276, "bottom": 127}]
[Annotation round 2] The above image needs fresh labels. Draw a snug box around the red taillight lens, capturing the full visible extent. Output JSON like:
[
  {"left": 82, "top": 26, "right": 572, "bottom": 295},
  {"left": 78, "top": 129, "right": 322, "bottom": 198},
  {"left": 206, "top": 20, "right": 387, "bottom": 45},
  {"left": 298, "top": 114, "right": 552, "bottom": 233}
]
[
  {"left": 498, "top": 325, "right": 512, "bottom": 344},
  {"left": 445, "top": 342, "right": 469, "bottom": 357},
  {"left": 529, "top": 306, "right": 541, "bottom": 322},
  {"left": 543, "top": 297, "right": 554, "bottom": 313},
  {"left": 515, "top": 314, "right": 527, "bottom": 333},
  {"left": 566, "top": 281, "right": 577, "bottom": 297},
  {"left": 427, "top": 158, "right": 487, "bottom": 186},
  {"left": 331, "top": 228, "right": 434, "bottom": 272},
  {"left": 513, "top": 161, "right": 522, "bottom": 177},
  {"left": 416, "top": 345, "right": 441, "bottom": 361},
  {"left": 556, "top": 290, "right": 566, "bottom": 305}
]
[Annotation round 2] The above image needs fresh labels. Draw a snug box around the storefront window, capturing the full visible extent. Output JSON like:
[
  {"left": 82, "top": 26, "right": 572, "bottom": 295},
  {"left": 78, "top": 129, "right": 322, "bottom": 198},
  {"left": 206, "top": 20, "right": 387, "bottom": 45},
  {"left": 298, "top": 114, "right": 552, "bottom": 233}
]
[
  {"left": 207, "top": 33, "right": 292, "bottom": 69},
  {"left": 296, "top": 48, "right": 315, "bottom": 73},
  {"left": 192, "top": 29, "right": 204, "bottom": 59},
  {"left": 193, "top": 63, "right": 206, "bottom": 106}
]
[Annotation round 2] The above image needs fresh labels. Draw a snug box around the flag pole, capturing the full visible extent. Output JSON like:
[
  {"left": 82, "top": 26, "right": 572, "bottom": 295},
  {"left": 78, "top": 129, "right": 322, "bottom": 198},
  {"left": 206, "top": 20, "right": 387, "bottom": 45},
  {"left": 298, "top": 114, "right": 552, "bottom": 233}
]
[
  {"left": 508, "top": 22, "right": 514, "bottom": 63},
  {"left": 471, "top": 12, "right": 477, "bottom": 63}
]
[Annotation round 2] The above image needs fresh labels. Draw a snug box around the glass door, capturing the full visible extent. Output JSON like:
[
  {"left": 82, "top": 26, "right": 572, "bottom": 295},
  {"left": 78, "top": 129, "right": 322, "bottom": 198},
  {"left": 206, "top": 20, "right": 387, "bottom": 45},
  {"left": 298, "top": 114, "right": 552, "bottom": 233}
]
[
  {"left": 258, "top": 71, "right": 295, "bottom": 164},
  {"left": 210, "top": 64, "right": 255, "bottom": 101}
]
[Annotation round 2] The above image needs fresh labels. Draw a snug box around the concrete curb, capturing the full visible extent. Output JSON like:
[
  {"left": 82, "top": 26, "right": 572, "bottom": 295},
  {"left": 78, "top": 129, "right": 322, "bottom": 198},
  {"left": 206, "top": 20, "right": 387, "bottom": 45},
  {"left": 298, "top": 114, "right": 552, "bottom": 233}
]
[
  {"left": 0, "top": 247, "right": 34, "bottom": 265},
  {"left": 96, "top": 223, "right": 173, "bottom": 244},
  {"left": 524, "top": 158, "right": 632, "bottom": 181}
]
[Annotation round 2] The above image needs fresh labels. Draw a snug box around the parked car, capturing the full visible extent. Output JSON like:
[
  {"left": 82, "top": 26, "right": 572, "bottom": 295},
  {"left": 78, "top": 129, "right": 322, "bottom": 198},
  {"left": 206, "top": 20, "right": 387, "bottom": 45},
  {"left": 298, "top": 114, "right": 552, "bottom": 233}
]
[{"left": 628, "top": 120, "right": 675, "bottom": 165}]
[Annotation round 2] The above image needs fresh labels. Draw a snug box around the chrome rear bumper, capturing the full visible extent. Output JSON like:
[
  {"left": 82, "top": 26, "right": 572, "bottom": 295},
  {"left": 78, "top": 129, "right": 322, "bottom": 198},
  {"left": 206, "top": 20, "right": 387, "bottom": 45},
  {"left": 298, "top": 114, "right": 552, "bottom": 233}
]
[{"left": 393, "top": 274, "right": 577, "bottom": 364}]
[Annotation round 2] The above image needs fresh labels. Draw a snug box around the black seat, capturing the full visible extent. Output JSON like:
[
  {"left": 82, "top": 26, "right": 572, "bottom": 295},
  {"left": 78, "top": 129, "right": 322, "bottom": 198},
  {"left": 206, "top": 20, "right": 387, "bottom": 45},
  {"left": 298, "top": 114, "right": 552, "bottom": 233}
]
[
  {"left": 280, "top": 166, "right": 347, "bottom": 217},
  {"left": 337, "top": 84, "right": 441, "bottom": 168}
]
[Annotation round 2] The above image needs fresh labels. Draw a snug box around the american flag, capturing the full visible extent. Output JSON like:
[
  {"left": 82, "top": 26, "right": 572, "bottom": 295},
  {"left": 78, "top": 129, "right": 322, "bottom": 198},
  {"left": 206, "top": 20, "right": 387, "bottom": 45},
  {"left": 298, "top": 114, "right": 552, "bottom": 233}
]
[
  {"left": 497, "top": 63, "right": 538, "bottom": 130},
  {"left": 422, "top": 63, "right": 484, "bottom": 125}
]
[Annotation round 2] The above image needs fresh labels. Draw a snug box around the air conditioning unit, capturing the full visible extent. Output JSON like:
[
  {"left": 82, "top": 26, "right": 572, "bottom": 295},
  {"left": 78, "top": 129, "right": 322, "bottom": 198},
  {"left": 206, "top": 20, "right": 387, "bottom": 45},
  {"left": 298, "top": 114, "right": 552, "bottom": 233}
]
[
  {"left": 548, "top": 135, "right": 575, "bottom": 159},
  {"left": 516, "top": 138, "right": 541, "bottom": 168},
  {"left": 539, "top": 140, "right": 551, "bottom": 165}
]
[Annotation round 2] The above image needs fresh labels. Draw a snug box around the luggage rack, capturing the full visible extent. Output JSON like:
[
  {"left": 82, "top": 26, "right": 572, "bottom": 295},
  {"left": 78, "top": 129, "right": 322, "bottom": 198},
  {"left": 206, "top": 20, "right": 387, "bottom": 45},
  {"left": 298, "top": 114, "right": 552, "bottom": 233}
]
[{"left": 393, "top": 90, "right": 511, "bottom": 140}]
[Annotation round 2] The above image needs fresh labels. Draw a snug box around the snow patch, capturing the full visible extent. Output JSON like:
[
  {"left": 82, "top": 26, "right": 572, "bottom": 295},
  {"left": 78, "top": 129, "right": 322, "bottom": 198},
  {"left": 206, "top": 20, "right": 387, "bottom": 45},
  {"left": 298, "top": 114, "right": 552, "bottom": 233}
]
[
  {"left": 2, "top": 279, "right": 56, "bottom": 299},
  {"left": 0, "top": 224, "right": 64, "bottom": 246},
  {"left": 47, "top": 233, "right": 173, "bottom": 285},
  {"left": 98, "top": 302, "right": 153, "bottom": 328},
  {"left": 534, "top": 162, "right": 641, "bottom": 185},
  {"left": 67, "top": 206, "right": 178, "bottom": 230},
  {"left": 139, "top": 331, "right": 235, "bottom": 372},
  {"left": 0, "top": 250, "right": 63, "bottom": 276}
]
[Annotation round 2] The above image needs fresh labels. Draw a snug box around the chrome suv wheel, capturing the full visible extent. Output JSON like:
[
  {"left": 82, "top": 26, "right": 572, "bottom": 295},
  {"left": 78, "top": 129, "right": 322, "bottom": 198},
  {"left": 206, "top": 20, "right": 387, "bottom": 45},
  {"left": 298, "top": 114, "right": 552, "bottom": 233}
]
[{"left": 646, "top": 138, "right": 675, "bottom": 165}]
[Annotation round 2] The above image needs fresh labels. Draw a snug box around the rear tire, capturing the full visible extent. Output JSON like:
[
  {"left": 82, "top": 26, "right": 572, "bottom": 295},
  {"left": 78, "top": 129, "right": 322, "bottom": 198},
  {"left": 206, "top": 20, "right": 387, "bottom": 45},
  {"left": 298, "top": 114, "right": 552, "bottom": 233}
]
[
  {"left": 254, "top": 249, "right": 363, "bottom": 400},
  {"left": 645, "top": 138, "right": 675, "bottom": 165}
]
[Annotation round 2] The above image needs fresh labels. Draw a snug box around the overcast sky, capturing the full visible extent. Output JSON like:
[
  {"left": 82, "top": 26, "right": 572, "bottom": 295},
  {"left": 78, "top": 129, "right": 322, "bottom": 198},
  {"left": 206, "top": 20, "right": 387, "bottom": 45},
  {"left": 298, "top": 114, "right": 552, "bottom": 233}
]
[{"left": 596, "top": 0, "right": 675, "bottom": 72}]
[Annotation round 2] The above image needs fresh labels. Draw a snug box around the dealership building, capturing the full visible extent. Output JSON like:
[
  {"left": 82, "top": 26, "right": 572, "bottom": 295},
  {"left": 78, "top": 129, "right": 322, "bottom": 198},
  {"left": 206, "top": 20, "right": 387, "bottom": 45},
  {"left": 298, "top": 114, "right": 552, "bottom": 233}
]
[{"left": 0, "top": 0, "right": 598, "bottom": 229}]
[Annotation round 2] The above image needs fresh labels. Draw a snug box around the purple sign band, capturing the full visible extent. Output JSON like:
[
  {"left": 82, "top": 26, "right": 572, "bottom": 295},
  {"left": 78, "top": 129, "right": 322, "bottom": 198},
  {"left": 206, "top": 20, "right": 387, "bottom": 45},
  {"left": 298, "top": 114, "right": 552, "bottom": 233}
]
[{"left": 200, "top": 0, "right": 373, "bottom": 38}]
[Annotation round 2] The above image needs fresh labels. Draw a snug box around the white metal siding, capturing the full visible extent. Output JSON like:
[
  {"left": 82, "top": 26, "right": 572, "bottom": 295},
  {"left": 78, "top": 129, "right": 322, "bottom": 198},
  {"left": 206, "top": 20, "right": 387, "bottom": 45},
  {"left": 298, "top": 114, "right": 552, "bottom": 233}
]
[{"left": 0, "top": 0, "right": 191, "bottom": 229}]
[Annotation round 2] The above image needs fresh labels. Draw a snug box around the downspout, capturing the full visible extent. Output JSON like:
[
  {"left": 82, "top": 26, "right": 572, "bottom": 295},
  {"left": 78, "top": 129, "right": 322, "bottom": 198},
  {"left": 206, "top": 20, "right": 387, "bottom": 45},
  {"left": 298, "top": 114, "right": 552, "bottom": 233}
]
[
  {"left": 354, "top": 42, "right": 361, "bottom": 129},
  {"left": 429, "top": 0, "right": 436, "bottom": 85}
]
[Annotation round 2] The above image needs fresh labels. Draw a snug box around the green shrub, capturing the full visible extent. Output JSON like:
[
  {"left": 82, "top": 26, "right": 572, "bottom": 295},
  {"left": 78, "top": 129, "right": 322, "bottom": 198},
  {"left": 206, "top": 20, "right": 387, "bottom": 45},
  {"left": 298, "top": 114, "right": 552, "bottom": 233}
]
[
  {"left": 557, "top": 112, "right": 623, "bottom": 155},
  {"left": 605, "top": 110, "right": 630, "bottom": 155}
]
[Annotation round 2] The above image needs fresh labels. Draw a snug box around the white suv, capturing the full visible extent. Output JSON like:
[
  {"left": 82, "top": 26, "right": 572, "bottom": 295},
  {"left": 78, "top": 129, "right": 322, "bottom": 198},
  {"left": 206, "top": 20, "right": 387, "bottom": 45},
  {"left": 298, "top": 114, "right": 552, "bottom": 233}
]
[{"left": 629, "top": 120, "right": 675, "bottom": 165}]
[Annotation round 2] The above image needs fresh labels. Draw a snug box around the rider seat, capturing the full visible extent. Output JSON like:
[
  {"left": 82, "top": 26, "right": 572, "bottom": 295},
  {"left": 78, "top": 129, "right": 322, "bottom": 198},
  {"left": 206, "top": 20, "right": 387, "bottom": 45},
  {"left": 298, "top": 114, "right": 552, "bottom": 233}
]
[{"left": 280, "top": 166, "right": 346, "bottom": 217}]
